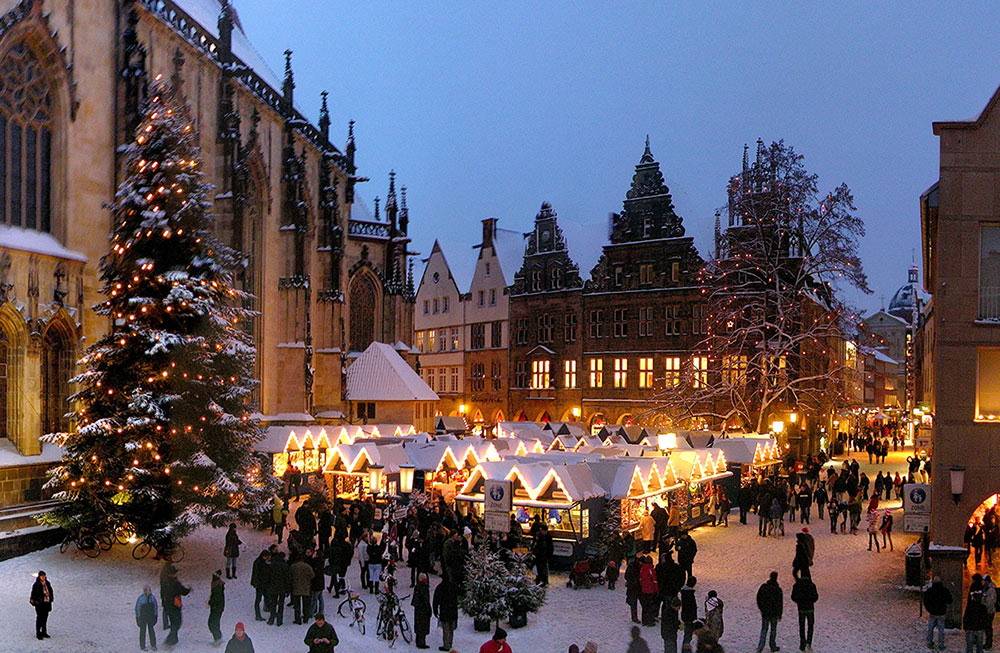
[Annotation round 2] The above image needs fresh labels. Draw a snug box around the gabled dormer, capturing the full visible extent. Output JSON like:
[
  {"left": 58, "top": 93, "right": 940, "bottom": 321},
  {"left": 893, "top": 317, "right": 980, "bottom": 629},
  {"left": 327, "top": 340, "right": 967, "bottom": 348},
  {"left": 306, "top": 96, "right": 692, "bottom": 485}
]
[
  {"left": 511, "top": 202, "right": 582, "bottom": 295},
  {"left": 610, "top": 137, "right": 685, "bottom": 243}
]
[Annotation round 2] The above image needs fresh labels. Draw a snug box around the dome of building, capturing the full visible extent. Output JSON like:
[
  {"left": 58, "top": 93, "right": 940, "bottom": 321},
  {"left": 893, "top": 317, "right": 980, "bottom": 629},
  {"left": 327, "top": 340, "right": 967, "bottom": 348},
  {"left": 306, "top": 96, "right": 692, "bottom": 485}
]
[{"left": 887, "top": 264, "right": 924, "bottom": 322}]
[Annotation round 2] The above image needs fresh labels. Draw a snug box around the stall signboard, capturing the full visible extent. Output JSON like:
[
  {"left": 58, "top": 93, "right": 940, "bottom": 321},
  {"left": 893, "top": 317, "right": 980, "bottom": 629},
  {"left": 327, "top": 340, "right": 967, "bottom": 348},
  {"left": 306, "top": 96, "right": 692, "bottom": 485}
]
[
  {"left": 485, "top": 511, "right": 510, "bottom": 533},
  {"left": 904, "top": 484, "right": 930, "bottom": 515},
  {"left": 552, "top": 540, "right": 574, "bottom": 557},
  {"left": 393, "top": 508, "right": 408, "bottom": 521},
  {"left": 904, "top": 514, "right": 931, "bottom": 533},
  {"left": 484, "top": 479, "right": 513, "bottom": 513}
]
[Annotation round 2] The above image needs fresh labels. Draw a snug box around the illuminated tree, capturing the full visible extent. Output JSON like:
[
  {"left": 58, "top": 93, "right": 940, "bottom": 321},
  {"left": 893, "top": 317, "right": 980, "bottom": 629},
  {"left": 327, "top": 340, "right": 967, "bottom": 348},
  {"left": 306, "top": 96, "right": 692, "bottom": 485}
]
[
  {"left": 43, "top": 82, "right": 275, "bottom": 541},
  {"left": 652, "top": 140, "right": 870, "bottom": 434}
]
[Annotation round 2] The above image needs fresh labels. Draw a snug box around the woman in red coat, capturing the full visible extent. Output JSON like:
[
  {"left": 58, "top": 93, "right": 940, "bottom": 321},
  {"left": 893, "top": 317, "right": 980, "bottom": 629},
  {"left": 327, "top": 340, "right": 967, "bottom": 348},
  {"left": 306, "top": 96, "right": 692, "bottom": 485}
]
[{"left": 638, "top": 556, "right": 659, "bottom": 626}]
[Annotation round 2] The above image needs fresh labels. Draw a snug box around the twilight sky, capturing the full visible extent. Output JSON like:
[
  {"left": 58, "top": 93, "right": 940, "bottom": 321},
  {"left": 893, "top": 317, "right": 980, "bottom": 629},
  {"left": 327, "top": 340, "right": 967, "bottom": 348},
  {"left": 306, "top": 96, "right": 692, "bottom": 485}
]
[{"left": 235, "top": 2, "right": 1000, "bottom": 313}]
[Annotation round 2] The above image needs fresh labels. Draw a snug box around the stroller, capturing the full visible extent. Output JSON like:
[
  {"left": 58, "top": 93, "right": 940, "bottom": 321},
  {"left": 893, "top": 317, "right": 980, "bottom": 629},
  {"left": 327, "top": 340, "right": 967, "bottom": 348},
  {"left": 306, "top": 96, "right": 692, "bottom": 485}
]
[{"left": 567, "top": 554, "right": 606, "bottom": 589}]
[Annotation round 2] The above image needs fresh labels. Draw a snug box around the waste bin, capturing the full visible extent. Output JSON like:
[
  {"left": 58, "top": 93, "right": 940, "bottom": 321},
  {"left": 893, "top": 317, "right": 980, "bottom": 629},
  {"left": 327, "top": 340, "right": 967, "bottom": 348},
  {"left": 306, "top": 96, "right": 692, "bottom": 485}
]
[{"left": 905, "top": 543, "right": 923, "bottom": 587}]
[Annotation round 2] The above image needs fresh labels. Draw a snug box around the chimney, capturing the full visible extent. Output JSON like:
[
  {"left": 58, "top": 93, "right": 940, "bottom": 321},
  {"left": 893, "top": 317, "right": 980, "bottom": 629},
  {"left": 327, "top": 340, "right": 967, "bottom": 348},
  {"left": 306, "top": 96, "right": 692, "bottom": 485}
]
[{"left": 481, "top": 218, "right": 497, "bottom": 249}]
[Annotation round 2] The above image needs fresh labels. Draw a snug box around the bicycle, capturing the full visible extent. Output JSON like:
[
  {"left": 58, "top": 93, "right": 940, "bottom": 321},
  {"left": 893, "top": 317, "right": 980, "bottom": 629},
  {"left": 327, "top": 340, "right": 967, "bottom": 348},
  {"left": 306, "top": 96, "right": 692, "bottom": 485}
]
[
  {"left": 375, "top": 584, "right": 411, "bottom": 646},
  {"left": 336, "top": 580, "right": 366, "bottom": 635},
  {"left": 132, "top": 537, "right": 185, "bottom": 562},
  {"left": 58, "top": 529, "right": 104, "bottom": 558}
]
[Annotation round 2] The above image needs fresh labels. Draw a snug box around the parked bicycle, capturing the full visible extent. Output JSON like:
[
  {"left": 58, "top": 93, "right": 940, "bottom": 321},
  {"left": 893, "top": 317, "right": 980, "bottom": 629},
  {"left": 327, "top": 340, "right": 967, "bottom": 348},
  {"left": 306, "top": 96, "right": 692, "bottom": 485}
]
[
  {"left": 375, "top": 578, "right": 410, "bottom": 646},
  {"left": 58, "top": 529, "right": 110, "bottom": 558},
  {"left": 336, "top": 579, "right": 366, "bottom": 635},
  {"left": 131, "top": 536, "right": 185, "bottom": 562}
]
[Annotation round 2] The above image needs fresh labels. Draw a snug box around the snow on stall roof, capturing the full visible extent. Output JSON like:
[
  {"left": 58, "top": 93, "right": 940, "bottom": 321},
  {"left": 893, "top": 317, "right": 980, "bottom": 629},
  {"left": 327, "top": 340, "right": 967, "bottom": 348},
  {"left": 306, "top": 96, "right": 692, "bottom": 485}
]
[
  {"left": 0, "top": 225, "right": 87, "bottom": 262},
  {"left": 346, "top": 342, "right": 438, "bottom": 402}
]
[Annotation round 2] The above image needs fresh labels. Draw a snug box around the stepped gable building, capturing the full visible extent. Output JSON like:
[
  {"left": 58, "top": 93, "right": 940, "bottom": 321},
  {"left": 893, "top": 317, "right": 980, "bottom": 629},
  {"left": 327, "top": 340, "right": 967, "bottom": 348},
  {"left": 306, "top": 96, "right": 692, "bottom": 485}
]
[
  {"left": 580, "top": 138, "right": 705, "bottom": 429},
  {"left": 0, "top": 0, "right": 414, "bottom": 508},
  {"left": 508, "top": 202, "right": 584, "bottom": 423}
]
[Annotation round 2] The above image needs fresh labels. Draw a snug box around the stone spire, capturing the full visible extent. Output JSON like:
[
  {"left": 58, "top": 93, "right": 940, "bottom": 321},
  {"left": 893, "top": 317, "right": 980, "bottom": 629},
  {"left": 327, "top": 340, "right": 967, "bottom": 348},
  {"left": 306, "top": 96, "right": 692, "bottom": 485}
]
[
  {"left": 399, "top": 185, "right": 409, "bottom": 236},
  {"left": 640, "top": 134, "right": 654, "bottom": 164},
  {"left": 281, "top": 50, "right": 294, "bottom": 116},
  {"left": 318, "top": 91, "right": 330, "bottom": 140},
  {"left": 217, "top": 0, "right": 234, "bottom": 61}
]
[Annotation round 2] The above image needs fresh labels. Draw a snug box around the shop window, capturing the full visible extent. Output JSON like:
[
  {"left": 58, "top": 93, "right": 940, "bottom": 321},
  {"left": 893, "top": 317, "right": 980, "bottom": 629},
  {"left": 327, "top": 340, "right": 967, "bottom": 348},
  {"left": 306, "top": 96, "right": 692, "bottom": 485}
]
[
  {"left": 664, "top": 356, "right": 680, "bottom": 387},
  {"left": 614, "top": 358, "right": 628, "bottom": 388},
  {"left": 531, "top": 360, "right": 550, "bottom": 390},
  {"left": 589, "top": 358, "right": 603, "bottom": 388},
  {"left": 564, "top": 360, "right": 577, "bottom": 389},
  {"left": 638, "top": 357, "right": 653, "bottom": 389},
  {"left": 977, "top": 348, "right": 1000, "bottom": 419}
]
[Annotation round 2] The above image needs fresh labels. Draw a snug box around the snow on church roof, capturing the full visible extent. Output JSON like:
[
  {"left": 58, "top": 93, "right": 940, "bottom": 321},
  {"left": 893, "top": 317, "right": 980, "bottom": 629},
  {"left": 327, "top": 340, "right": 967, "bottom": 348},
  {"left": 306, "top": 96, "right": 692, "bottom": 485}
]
[
  {"left": 346, "top": 342, "right": 439, "bottom": 402},
  {"left": 0, "top": 225, "right": 87, "bottom": 262}
]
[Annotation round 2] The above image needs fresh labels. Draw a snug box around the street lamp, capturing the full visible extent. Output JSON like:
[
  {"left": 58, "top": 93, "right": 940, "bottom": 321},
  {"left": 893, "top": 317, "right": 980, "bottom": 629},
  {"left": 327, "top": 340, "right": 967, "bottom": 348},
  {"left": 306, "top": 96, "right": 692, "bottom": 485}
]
[
  {"left": 459, "top": 404, "right": 467, "bottom": 415},
  {"left": 950, "top": 466, "right": 965, "bottom": 504},
  {"left": 399, "top": 464, "right": 415, "bottom": 495},
  {"left": 572, "top": 406, "right": 581, "bottom": 419},
  {"left": 368, "top": 464, "right": 384, "bottom": 496},
  {"left": 658, "top": 432, "right": 677, "bottom": 452},
  {"left": 789, "top": 412, "right": 798, "bottom": 424},
  {"left": 771, "top": 421, "right": 785, "bottom": 435}
]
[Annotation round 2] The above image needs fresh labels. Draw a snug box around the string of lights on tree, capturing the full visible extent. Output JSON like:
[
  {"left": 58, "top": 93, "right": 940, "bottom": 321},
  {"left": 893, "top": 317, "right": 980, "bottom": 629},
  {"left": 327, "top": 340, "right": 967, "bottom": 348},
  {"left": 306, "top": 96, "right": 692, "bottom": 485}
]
[{"left": 42, "top": 77, "right": 276, "bottom": 541}]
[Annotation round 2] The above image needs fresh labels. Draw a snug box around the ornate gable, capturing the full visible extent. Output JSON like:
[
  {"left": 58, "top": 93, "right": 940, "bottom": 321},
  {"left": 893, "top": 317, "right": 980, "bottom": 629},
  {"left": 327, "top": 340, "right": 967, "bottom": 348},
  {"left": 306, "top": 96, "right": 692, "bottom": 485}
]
[
  {"left": 511, "top": 202, "right": 582, "bottom": 295},
  {"left": 611, "top": 137, "right": 685, "bottom": 243}
]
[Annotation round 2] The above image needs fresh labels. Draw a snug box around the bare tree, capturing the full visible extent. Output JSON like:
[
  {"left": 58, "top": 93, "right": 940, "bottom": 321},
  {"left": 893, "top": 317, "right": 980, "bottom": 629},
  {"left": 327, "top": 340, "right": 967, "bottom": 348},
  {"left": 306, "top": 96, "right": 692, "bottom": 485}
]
[{"left": 649, "top": 140, "right": 870, "bottom": 434}]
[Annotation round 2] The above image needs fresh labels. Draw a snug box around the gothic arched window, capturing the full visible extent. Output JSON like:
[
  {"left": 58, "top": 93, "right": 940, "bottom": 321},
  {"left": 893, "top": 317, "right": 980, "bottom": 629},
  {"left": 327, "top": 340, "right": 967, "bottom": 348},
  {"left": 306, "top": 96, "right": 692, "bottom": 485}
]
[
  {"left": 41, "top": 327, "right": 71, "bottom": 435},
  {"left": 0, "top": 42, "right": 53, "bottom": 232},
  {"left": 349, "top": 274, "right": 378, "bottom": 352}
]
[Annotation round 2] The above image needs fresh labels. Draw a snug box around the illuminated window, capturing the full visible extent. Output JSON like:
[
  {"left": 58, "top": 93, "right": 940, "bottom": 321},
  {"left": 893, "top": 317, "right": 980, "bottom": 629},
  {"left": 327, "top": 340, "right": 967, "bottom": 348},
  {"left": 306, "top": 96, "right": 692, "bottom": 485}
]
[
  {"left": 639, "top": 263, "right": 654, "bottom": 285},
  {"left": 531, "top": 360, "right": 551, "bottom": 390},
  {"left": 692, "top": 355, "right": 708, "bottom": 388},
  {"left": 451, "top": 327, "right": 460, "bottom": 351},
  {"left": 427, "top": 329, "right": 437, "bottom": 352},
  {"left": 638, "top": 357, "right": 653, "bottom": 389},
  {"left": 722, "top": 354, "right": 747, "bottom": 386},
  {"left": 614, "top": 358, "right": 628, "bottom": 388},
  {"left": 664, "top": 356, "right": 680, "bottom": 387},
  {"left": 671, "top": 262, "right": 680, "bottom": 282},
  {"left": 977, "top": 348, "right": 1000, "bottom": 419},
  {"left": 564, "top": 360, "right": 577, "bottom": 389},
  {"left": 415, "top": 330, "right": 425, "bottom": 352},
  {"left": 589, "top": 358, "right": 603, "bottom": 388}
]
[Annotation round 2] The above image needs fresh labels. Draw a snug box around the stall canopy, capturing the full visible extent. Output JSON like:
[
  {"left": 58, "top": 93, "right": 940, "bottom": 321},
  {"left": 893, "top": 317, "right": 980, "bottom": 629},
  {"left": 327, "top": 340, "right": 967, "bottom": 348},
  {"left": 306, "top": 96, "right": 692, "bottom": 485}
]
[
  {"left": 710, "top": 437, "right": 781, "bottom": 467},
  {"left": 458, "top": 461, "right": 605, "bottom": 509},
  {"left": 587, "top": 458, "right": 683, "bottom": 500},
  {"left": 669, "top": 449, "right": 732, "bottom": 483},
  {"left": 435, "top": 416, "right": 469, "bottom": 434},
  {"left": 543, "top": 421, "right": 588, "bottom": 437}
]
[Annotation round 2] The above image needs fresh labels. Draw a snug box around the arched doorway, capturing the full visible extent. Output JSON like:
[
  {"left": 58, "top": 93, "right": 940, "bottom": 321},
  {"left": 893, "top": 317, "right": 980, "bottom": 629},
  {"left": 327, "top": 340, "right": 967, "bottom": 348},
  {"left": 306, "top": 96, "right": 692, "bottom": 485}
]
[{"left": 41, "top": 324, "right": 72, "bottom": 435}]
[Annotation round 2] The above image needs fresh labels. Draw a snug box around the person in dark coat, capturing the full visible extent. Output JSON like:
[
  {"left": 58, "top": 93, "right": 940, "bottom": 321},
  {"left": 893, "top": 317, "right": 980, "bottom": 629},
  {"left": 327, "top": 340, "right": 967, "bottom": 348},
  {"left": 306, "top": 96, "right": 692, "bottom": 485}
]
[
  {"left": 328, "top": 535, "right": 352, "bottom": 596},
  {"left": 661, "top": 597, "right": 681, "bottom": 653},
  {"left": 791, "top": 574, "right": 818, "bottom": 652},
  {"left": 317, "top": 509, "right": 333, "bottom": 556},
  {"left": 159, "top": 562, "right": 175, "bottom": 631},
  {"left": 135, "top": 585, "right": 158, "bottom": 651},
  {"left": 250, "top": 550, "right": 270, "bottom": 621},
  {"left": 756, "top": 571, "right": 783, "bottom": 653},
  {"left": 627, "top": 625, "right": 651, "bottom": 653},
  {"left": 290, "top": 554, "right": 316, "bottom": 624},
  {"left": 208, "top": 570, "right": 226, "bottom": 644},
  {"left": 676, "top": 532, "right": 698, "bottom": 583},
  {"left": 30, "top": 570, "right": 54, "bottom": 640},
  {"left": 224, "top": 621, "right": 254, "bottom": 653},
  {"left": 266, "top": 551, "right": 291, "bottom": 626},
  {"left": 625, "top": 559, "right": 641, "bottom": 623},
  {"left": 297, "top": 505, "right": 317, "bottom": 548},
  {"left": 532, "top": 524, "right": 554, "bottom": 586},
  {"left": 224, "top": 523, "right": 242, "bottom": 579},
  {"left": 303, "top": 613, "right": 339, "bottom": 653},
  {"left": 606, "top": 560, "right": 619, "bottom": 591},
  {"left": 162, "top": 566, "right": 190, "bottom": 647},
  {"left": 792, "top": 532, "right": 812, "bottom": 580},
  {"left": 966, "top": 575, "right": 989, "bottom": 653},
  {"left": 433, "top": 577, "right": 459, "bottom": 651},
  {"left": 679, "top": 576, "right": 698, "bottom": 651},
  {"left": 813, "top": 485, "right": 828, "bottom": 520},
  {"left": 411, "top": 573, "right": 432, "bottom": 649},
  {"left": 924, "top": 575, "right": 953, "bottom": 650},
  {"left": 407, "top": 534, "right": 429, "bottom": 587}
]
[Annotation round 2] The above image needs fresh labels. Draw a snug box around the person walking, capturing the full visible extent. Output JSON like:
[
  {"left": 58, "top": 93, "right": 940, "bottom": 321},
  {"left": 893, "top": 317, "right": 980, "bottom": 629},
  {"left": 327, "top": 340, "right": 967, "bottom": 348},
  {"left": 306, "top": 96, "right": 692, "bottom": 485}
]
[
  {"left": 717, "top": 490, "right": 731, "bottom": 528},
  {"left": 769, "top": 497, "right": 784, "bottom": 537},
  {"left": 797, "top": 485, "right": 812, "bottom": 525},
  {"left": 433, "top": 576, "right": 459, "bottom": 651},
  {"left": 250, "top": 549, "right": 270, "bottom": 621},
  {"left": 639, "top": 556, "right": 660, "bottom": 627},
  {"left": 162, "top": 565, "right": 190, "bottom": 647},
  {"left": 966, "top": 575, "right": 989, "bottom": 653},
  {"left": 159, "top": 562, "right": 174, "bottom": 632},
  {"left": 533, "top": 524, "right": 554, "bottom": 586},
  {"left": 208, "top": 570, "right": 226, "bottom": 645},
  {"left": 680, "top": 576, "right": 698, "bottom": 652},
  {"left": 640, "top": 512, "right": 656, "bottom": 554},
  {"left": 985, "top": 574, "right": 998, "bottom": 650},
  {"left": 224, "top": 622, "right": 254, "bottom": 653},
  {"left": 135, "top": 585, "right": 158, "bottom": 651},
  {"left": 304, "top": 613, "right": 339, "bottom": 653},
  {"left": 791, "top": 573, "right": 818, "bottom": 652},
  {"left": 661, "top": 597, "right": 681, "bottom": 653},
  {"left": 813, "top": 485, "right": 827, "bottom": 521},
  {"left": 266, "top": 551, "right": 291, "bottom": 626},
  {"left": 291, "top": 554, "right": 316, "bottom": 624},
  {"left": 867, "top": 509, "right": 881, "bottom": 552},
  {"left": 677, "top": 532, "right": 698, "bottom": 584},
  {"left": 704, "top": 590, "right": 724, "bottom": 642},
  {"left": 480, "top": 627, "right": 513, "bottom": 653},
  {"left": 318, "top": 509, "right": 333, "bottom": 557},
  {"left": 224, "top": 524, "right": 242, "bottom": 579},
  {"left": 626, "top": 557, "right": 642, "bottom": 624},
  {"left": 924, "top": 575, "right": 952, "bottom": 651},
  {"left": 627, "top": 625, "right": 652, "bottom": 653},
  {"left": 755, "top": 571, "right": 783, "bottom": 653},
  {"left": 272, "top": 494, "right": 288, "bottom": 544},
  {"left": 412, "top": 572, "right": 432, "bottom": 649},
  {"left": 667, "top": 504, "right": 681, "bottom": 544},
  {"left": 880, "top": 509, "right": 894, "bottom": 552}
]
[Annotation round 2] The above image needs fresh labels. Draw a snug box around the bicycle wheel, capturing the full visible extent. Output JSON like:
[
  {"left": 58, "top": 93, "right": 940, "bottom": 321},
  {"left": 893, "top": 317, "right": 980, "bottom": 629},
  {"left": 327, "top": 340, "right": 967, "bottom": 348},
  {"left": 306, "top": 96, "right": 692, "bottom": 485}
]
[
  {"left": 337, "top": 598, "right": 351, "bottom": 619},
  {"left": 355, "top": 608, "right": 366, "bottom": 635},
  {"left": 81, "top": 536, "right": 101, "bottom": 558},
  {"left": 132, "top": 541, "right": 152, "bottom": 560},
  {"left": 114, "top": 525, "right": 135, "bottom": 545},
  {"left": 397, "top": 612, "right": 411, "bottom": 643},
  {"left": 97, "top": 532, "right": 114, "bottom": 551},
  {"left": 166, "top": 543, "right": 185, "bottom": 563},
  {"left": 59, "top": 538, "right": 72, "bottom": 554}
]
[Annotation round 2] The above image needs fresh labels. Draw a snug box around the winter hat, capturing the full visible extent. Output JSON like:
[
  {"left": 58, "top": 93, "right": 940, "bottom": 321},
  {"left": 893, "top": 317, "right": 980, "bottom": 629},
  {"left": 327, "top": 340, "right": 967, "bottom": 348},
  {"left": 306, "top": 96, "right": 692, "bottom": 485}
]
[
  {"left": 707, "top": 590, "right": 717, "bottom": 598},
  {"left": 464, "top": 527, "right": 472, "bottom": 536},
  {"left": 801, "top": 527, "right": 809, "bottom": 533},
  {"left": 37, "top": 570, "right": 46, "bottom": 577},
  {"left": 691, "top": 619, "right": 705, "bottom": 630},
  {"left": 493, "top": 627, "right": 508, "bottom": 641},
  {"left": 234, "top": 622, "right": 245, "bottom": 633}
]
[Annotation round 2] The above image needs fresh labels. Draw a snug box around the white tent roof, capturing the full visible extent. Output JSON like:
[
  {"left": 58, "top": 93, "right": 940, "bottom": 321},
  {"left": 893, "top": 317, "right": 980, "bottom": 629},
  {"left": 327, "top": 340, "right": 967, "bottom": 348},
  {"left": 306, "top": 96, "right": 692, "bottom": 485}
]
[{"left": 346, "top": 342, "right": 438, "bottom": 401}]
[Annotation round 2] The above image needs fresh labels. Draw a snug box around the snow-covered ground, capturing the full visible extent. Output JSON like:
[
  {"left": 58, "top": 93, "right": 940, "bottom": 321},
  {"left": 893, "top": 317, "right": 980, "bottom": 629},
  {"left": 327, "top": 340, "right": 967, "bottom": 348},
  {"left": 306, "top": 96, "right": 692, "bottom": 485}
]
[{"left": 0, "top": 450, "right": 934, "bottom": 652}]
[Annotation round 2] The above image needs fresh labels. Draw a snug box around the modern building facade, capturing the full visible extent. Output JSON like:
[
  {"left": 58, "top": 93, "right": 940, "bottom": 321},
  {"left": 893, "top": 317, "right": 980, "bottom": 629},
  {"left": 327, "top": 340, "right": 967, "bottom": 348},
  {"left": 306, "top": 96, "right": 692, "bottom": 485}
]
[{"left": 0, "top": 0, "right": 414, "bottom": 507}]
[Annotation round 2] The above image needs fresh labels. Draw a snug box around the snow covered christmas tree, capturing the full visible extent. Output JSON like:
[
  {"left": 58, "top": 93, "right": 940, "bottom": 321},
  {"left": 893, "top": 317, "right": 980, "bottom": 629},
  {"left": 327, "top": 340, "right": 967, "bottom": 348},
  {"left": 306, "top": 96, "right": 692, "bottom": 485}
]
[
  {"left": 43, "top": 81, "right": 275, "bottom": 541},
  {"left": 461, "top": 545, "right": 511, "bottom": 628}
]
